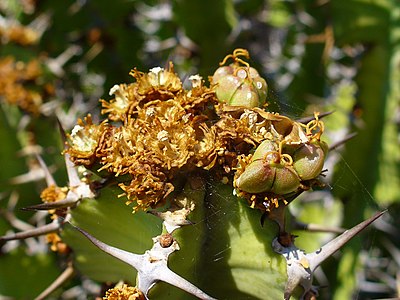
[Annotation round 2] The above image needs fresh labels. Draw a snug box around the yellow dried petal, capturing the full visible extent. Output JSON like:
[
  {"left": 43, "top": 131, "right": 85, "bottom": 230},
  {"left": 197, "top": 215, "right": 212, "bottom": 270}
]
[
  {"left": 40, "top": 185, "right": 67, "bottom": 203},
  {"left": 66, "top": 114, "right": 108, "bottom": 166},
  {"left": 101, "top": 83, "right": 136, "bottom": 121},
  {"left": 104, "top": 284, "right": 145, "bottom": 300}
]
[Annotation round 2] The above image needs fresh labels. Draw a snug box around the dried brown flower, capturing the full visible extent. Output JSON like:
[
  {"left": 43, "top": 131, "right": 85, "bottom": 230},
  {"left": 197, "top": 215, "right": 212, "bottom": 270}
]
[
  {"left": 0, "top": 57, "right": 44, "bottom": 113},
  {"left": 67, "top": 50, "right": 327, "bottom": 212},
  {"left": 46, "top": 233, "right": 69, "bottom": 253},
  {"left": 66, "top": 114, "right": 110, "bottom": 166},
  {"left": 100, "top": 84, "right": 136, "bottom": 122},
  {"left": 0, "top": 24, "right": 39, "bottom": 46},
  {"left": 104, "top": 284, "right": 145, "bottom": 300},
  {"left": 40, "top": 185, "right": 68, "bottom": 203}
]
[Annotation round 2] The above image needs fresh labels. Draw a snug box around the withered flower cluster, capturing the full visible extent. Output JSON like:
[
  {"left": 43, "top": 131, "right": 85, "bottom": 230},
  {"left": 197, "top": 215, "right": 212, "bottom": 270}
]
[
  {"left": 66, "top": 49, "right": 327, "bottom": 212},
  {"left": 104, "top": 284, "right": 145, "bottom": 300},
  {"left": 39, "top": 185, "right": 70, "bottom": 253},
  {"left": 0, "top": 56, "right": 52, "bottom": 114},
  {"left": 0, "top": 23, "right": 39, "bottom": 46}
]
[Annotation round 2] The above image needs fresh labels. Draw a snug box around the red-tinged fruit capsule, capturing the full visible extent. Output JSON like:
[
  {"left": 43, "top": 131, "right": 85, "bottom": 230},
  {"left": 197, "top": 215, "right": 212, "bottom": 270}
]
[{"left": 235, "top": 160, "right": 276, "bottom": 194}]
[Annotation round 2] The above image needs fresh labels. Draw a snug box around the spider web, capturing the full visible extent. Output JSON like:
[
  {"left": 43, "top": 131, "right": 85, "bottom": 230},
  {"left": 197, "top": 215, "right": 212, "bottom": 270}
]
[{"left": 197, "top": 93, "right": 388, "bottom": 299}]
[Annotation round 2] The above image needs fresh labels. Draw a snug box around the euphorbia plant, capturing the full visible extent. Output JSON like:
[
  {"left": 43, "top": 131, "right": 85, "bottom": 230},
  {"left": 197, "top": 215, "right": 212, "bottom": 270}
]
[{"left": 0, "top": 49, "right": 383, "bottom": 300}]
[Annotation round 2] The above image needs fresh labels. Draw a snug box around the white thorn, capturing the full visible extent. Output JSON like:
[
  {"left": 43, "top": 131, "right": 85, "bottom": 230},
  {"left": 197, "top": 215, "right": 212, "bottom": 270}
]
[
  {"left": 69, "top": 223, "right": 216, "bottom": 299},
  {"left": 307, "top": 211, "right": 385, "bottom": 272},
  {"left": 35, "top": 154, "right": 57, "bottom": 187},
  {"left": 274, "top": 211, "right": 386, "bottom": 299}
]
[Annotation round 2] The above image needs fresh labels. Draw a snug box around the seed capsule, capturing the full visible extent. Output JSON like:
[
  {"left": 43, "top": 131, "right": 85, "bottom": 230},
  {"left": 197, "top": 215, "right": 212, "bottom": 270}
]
[
  {"left": 293, "top": 141, "right": 327, "bottom": 180},
  {"left": 236, "top": 160, "right": 276, "bottom": 194},
  {"left": 251, "top": 140, "right": 278, "bottom": 161},
  {"left": 270, "top": 165, "right": 300, "bottom": 194},
  {"left": 236, "top": 140, "right": 301, "bottom": 195},
  {"left": 214, "top": 74, "right": 242, "bottom": 104},
  {"left": 212, "top": 65, "right": 268, "bottom": 108}
]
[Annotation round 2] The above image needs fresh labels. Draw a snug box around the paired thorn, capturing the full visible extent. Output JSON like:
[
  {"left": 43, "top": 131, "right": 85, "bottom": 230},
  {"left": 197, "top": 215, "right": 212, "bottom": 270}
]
[
  {"left": 22, "top": 124, "right": 95, "bottom": 213},
  {"left": 292, "top": 220, "right": 345, "bottom": 234},
  {"left": 66, "top": 220, "right": 216, "bottom": 300},
  {"left": 21, "top": 179, "right": 94, "bottom": 212},
  {"left": 274, "top": 211, "right": 386, "bottom": 299},
  {"left": 35, "top": 154, "right": 57, "bottom": 187},
  {"left": 8, "top": 167, "right": 52, "bottom": 185},
  {"left": 307, "top": 211, "right": 386, "bottom": 271}
]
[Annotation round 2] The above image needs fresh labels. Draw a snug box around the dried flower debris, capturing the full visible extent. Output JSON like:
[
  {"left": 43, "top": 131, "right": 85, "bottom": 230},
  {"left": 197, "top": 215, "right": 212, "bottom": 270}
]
[
  {"left": 0, "top": 56, "right": 54, "bottom": 114},
  {"left": 0, "top": 21, "right": 39, "bottom": 46},
  {"left": 104, "top": 283, "right": 145, "bottom": 300},
  {"left": 66, "top": 49, "right": 328, "bottom": 212}
]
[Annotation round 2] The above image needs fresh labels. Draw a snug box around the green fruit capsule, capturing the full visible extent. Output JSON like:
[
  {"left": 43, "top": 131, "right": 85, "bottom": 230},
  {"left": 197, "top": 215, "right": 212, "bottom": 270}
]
[
  {"left": 236, "top": 160, "right": 300, "bottom": 195},
  {"left": 251, "top": 140, "right": 277, "bottom": 161},
  {"left": 212, "top": 65, "right": 233, "bottom": 82},
  {"left": 236, "top": 160, "right": 275, "bottom": 194},
  {"left": 270, "top": 165, "right": 300, "bottom": 194},
  {"left": 212, "top": 65, "right": 268, "bottom": 108},
  {"left": 293, "top": 142, "right": 327, "bottom": 180},
  {"left": 236, "top": 140, "right": 301, "bottom": 195},
  {"left": 214, "top": 74, "right": 242, "bottom": 104},
  {"left": 229, "top": 86, "right": 260, "bottom": 107},
  {"left": 248, "top": 67, "right": 268, "bottom": 102}
]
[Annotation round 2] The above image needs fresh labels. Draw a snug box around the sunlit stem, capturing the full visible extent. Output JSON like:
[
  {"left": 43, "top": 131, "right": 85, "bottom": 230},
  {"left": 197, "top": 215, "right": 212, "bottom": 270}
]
[
  {"left": 34, "top": 262, "right": 75, "bottom": 300},
  {"left": 0, "top": 218, "right": 64, "bottom": 243}
]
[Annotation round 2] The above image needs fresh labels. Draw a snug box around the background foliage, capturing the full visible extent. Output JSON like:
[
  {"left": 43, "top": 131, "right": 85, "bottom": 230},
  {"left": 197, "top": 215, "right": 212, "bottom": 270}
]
[{"left": 0, "top": 0, "right": 399, "bottom": 299}]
